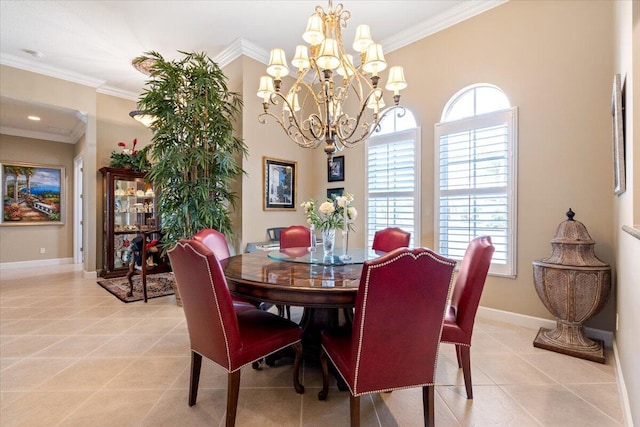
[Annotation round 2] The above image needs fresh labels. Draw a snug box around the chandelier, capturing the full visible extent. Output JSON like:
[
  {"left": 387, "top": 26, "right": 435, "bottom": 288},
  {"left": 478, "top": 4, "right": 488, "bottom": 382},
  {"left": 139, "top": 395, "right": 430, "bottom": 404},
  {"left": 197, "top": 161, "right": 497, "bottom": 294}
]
[{"left": 257, "top": 0, "right": 408, "bottom": 159}]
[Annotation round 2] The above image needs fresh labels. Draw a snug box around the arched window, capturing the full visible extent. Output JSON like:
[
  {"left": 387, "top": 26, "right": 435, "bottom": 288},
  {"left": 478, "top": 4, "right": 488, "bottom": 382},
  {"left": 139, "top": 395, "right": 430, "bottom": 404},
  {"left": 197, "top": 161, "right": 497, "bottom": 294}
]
[
  {"left": 435, "top": 84, "right": 518, "bottom": 276},
  {"left": 366, "top": 109, "right": 420, "bottom": 248}
]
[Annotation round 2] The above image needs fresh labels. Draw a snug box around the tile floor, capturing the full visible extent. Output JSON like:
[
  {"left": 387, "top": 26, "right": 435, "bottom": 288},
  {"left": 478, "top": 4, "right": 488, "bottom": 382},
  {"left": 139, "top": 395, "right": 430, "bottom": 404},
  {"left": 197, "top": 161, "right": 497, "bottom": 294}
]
[{"left": 0, "top": 265, "right": 625, "bottom": 426}]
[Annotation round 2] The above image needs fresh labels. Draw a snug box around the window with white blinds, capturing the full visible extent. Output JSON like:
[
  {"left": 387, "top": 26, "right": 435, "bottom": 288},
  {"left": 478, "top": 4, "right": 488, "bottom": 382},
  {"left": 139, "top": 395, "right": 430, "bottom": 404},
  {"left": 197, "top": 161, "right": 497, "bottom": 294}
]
[
  {"left": 366, "top": 127, "right": 420, "bottom": 248},
  {"left": 435, "top": 84, "right": 517, "bottom": 277}
]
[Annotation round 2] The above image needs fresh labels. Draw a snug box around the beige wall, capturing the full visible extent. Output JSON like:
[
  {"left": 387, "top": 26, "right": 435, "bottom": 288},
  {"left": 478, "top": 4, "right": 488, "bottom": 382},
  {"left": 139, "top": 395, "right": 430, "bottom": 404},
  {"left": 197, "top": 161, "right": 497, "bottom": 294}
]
[
  {"left": 237, "top": 56, "right": 316, "bottom": 251},
  {"left": 613, "top": 0, "right": 639, "bottom": 424},
  {"left": 382, "top": 0, "right": 616, "bottom": 330},
  {"left": 0, "top": 135, "right": 75, "bottom": 262}
]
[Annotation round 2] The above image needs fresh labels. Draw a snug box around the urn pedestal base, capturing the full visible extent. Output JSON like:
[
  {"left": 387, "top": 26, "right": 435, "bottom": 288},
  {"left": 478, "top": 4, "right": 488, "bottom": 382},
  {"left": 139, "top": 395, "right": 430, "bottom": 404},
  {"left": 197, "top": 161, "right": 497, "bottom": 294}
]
[{"left": 533, "top": 324, "right": 605, "bottom": 363}]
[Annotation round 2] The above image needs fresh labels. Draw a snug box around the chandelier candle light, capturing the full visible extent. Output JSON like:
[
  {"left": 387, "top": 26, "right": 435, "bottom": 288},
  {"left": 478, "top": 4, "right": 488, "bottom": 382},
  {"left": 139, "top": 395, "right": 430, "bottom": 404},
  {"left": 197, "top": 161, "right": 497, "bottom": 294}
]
[{"left": 257, "top": 0, "right": 408, "bottom": 159}]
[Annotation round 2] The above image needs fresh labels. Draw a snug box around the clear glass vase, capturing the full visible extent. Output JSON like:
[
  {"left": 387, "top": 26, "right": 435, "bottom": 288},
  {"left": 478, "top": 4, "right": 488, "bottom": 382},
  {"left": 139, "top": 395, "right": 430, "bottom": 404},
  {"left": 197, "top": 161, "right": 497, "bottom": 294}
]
[{"left": 322, "top": 228, "right": 336, "bottom": 257}]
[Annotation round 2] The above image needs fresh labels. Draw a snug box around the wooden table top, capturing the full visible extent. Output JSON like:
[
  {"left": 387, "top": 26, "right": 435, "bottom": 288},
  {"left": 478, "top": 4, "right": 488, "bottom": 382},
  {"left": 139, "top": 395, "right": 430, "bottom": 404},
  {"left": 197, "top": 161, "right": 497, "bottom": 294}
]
[{"left": 223, "top": 251, "right": 363, "bottom": 308}]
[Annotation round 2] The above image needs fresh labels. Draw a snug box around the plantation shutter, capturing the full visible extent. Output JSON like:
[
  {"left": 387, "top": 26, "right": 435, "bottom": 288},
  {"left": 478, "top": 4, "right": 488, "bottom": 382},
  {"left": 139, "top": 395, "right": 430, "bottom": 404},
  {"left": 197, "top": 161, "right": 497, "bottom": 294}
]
[
  {"left": 366, "top": 128, "right": 419, "bottom": 248},
  {"left": 435, "top": 108, "right": 517, "bottom": 275}
]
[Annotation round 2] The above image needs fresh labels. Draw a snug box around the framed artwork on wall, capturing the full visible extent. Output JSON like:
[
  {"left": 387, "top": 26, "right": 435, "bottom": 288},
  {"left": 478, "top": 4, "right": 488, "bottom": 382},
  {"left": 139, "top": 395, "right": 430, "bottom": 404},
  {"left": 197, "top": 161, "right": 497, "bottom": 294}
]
[
  {"left": 328, "top": 155, "right": 344, "bottom": 182},
  {"left": 327, "top": 187, "right": 344, "bottom": 201},
  {"left": 1, "top": 161, "right": 65, "bottom": 225},
  {"left": 612, "top": 73, "right": 626, "bottom": 196},
  {"left": 263, "top": 157, "right": 297, "bottom": 210}
]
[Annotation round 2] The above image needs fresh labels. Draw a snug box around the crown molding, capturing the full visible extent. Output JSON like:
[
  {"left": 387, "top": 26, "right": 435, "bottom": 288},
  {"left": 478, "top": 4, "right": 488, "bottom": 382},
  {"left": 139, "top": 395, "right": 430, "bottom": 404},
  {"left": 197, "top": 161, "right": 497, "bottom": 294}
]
[
  {"left": 0, "top": 53, "right": 105, "bottom": 88},
  {"left": 214, "top": 37, "right": 269, "bottom": 68},
  {"left": 383, "top": 0, "right": 509, "bottom": 52},
  {"left": 96, "top": 85, "right": 140, "bottom": 102},
  {"left": 0, "top": 126, "right": 78, "bottom": 144}
]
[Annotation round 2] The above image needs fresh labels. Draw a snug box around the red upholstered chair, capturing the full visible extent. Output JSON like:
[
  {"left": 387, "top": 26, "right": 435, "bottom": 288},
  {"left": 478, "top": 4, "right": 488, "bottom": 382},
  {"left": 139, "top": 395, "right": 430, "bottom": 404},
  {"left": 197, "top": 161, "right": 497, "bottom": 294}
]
[
  {"left": 440, "top": 235, "right": 494, "bottom": 399},
  {"left": 278, "top": 225, "right": 311, "bottom": 319},
  {"left": 168, "top": 239, "right": 304, "bottom": 427},
  {"left": 318, "top": 248, "right": 457, "bottom": 427},
  {"left": 371, "top": 227, "right": 411, "bottom": 253},
  {"left": 192, "top": 228, "right": 256, "bottom": 312},
  {"left": 279, "top": 225, "right": 312, "bottom": 249}
]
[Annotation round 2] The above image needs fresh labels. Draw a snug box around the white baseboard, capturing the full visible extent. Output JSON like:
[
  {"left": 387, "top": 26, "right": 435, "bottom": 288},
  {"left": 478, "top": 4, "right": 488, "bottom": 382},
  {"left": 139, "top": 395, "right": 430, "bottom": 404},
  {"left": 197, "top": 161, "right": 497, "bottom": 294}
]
[
  {"left": 613, "top": 339, "right": 635, "bottom": 427},
  {"left": 0, "top": 257, "right": 74, "bottom": 270},
  {"left": 477, "top": 306, "right": 614, "bottom": 347}
]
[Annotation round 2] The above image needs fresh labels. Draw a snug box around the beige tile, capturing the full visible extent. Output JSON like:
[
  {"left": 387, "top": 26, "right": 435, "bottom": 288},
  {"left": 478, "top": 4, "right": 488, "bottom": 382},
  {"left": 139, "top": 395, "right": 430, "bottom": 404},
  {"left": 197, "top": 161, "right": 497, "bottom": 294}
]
[
  {"left": 90, "top": 333, "right": 160, "bottom": 357},
  {"left": 501, "top": 384, "right": 623, "bottom": 426},
  {"left": 38, "top": 357, "right": 136, "bottom": 390},
  {"left": 0, "top": 390, "right": 89, "bottom": 427},
  {"left": 171, "top": 356, "right": 226, "bottom": 390},
  {"left": 303, "top": 388, "right": 378, "bottom": 427},
  {"left": 141, "top": 388, "right": 226, "bottom": 427},
  {"left": 472, "top": 352, "right": 556, "bottom": 385},
  {"left": 104, "top": 356, "right": 190, "bottom": 389},
  {"left": 0, "top": 265, "right": 629, "bottom": 427},
  {"left": 435, "top": 347, "right": 495, "bottom": 387},
  {"left": 0, "top": 319, "right": 46, "bottom": 335},
  {"left": 566, "top": 383, "right": 625, "bottom": 423},
  {"left": 0, "top": 334, "right": 65, "bottom": 358},
  {"left": 142, "top": 333, "right": 190, "bottom": 357},
  {"left": 0, "top": 358, "right": 77, "bottom": 391},
  {"left": 373, "top": 387, "right": 461, "bottom": 427},
  {"left": 32, "top": 335, "right": 113, "bottom": 358},
  {"left": 123, "top": 317, "right": 184, "bottom": 335},
  {"left": 60, "top": 389, "right": 165, "bottom": 427},
  {"left": 438, "top": 384, "right": 540, "bottom": 426},
  {"left": 234, "top": 387, "right": 303, "bottom": 427},
  {"left": 77, "top": 317, "right": 136, "bottom": 335},
  {"left": 521, "top": 351, "right": 617, "bottom": 384}
]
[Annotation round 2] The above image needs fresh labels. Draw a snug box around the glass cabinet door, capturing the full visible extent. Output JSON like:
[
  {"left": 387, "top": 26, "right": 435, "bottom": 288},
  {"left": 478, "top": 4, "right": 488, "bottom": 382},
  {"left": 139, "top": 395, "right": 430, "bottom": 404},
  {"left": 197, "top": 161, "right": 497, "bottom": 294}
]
[{"left": 100, "top": 167, "right": 158, "bottom": 277}]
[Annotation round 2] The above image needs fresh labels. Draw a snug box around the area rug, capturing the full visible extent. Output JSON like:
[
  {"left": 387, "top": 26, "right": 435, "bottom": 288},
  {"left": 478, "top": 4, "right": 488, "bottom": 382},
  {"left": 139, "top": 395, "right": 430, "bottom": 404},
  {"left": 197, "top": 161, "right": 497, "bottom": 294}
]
[{"left": 97, "top": 272, "right": 175, "bottom": 303}]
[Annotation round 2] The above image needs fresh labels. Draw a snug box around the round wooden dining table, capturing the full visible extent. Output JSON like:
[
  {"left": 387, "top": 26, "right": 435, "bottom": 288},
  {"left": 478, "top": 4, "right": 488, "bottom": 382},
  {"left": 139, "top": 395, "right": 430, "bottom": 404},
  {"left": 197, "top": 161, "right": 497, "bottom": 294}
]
[{"left": 222, "top": 248, "right": 378, "bottom": 361}]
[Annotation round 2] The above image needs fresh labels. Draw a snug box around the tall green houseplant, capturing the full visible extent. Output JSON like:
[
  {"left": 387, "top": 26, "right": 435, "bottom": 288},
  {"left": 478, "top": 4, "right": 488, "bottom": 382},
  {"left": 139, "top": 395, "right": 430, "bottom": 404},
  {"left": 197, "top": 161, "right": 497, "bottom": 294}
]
[{"left": 134, "top": 51, "right": 247, "bottom": 250}]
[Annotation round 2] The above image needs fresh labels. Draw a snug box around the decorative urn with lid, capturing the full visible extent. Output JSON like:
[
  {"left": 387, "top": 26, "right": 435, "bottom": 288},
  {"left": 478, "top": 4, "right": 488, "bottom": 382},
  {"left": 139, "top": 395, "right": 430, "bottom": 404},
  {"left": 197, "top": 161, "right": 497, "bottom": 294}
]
[{"left": 532, "top": 209, "right": 611, "bottom": 363}]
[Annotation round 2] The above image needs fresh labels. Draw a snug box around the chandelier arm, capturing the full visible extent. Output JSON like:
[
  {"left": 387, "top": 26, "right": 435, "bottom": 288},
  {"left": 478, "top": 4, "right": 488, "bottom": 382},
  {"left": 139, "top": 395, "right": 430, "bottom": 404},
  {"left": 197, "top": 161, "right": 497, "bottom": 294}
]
[
  {"left": 337, "top": 105, "right": 406, "bottom": 148},
  {"left": 258, "top": 111, "right": 322, "bottom": 149}
]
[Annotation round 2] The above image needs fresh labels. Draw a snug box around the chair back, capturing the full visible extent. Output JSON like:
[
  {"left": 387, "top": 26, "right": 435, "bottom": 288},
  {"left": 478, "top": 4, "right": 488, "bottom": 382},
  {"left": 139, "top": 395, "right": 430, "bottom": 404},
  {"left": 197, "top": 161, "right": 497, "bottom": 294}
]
[
  {"left": 168, "top": 239, "right": 241, "bottom": 370},
  {"left": 192, "top": 228, "right": 231, "bottom": 260},
  {"left": 371, "top": 227, "right": 411, "bottom": 252},
  {"left": 350, "top": 247, "right": 456, "bottom": 394},
  {"left": 449, "top": 236, "right": 495, "bottom": 335},
  {"left": 279, "top": 225, "right": 311, "bottom": 249}
]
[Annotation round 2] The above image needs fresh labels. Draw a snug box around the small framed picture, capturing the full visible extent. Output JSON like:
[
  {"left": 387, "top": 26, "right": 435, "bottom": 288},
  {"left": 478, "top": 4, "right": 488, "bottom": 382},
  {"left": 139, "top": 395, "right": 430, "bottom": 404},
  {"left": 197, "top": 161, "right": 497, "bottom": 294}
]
[
  {"left": 327, "top": 187, "right": 344, "bottom": 201},
  {"left": 263, "top": 157, "right": 297, "bottom": 210},
  {"left": 328, "top": 155, "right": 344, "bottom": 182}
]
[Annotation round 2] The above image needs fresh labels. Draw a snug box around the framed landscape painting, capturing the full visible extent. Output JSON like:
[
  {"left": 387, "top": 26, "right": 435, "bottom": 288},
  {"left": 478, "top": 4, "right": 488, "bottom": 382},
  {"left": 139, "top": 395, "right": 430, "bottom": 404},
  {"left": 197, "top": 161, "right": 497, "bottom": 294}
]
[
  {"left": 263, "top": 157, "right": 297, "bottom": 210},
  {"left": 1, "top": 161, "right": 65, "bottom": 225}
]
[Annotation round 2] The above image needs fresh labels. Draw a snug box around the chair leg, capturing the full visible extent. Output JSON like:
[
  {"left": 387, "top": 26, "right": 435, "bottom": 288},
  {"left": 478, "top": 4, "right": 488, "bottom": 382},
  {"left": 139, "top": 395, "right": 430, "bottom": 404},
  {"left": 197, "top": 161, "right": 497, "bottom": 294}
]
[
  {"left": 141, "top": 268, "right": 148, "bottom": 303},
  {"left": 318, "top": 349, "right": 330, "bottom": 400},
  {"left": 226, "top": 370, "right": 241, "bottom": 427},
  {"left": 189, "top": 351, "right": 202, "bottom": 406},
  {"left": 350, "top": 395, "right": 360, "bottom": 427},
  {"left": 292, "top": 342, "right": 305, "bottom": 394},
  {"left": 459, "top": 345, "right": 473, "bottom": 399},
  {"left": 126, "top": 265, "right": 135, "bottom": 297},
  {"left": 455, "top": 344, "right": 462, "bottom": 368},
  {"left": 422, "top": 385, "right": 435, "bottom": 426}
]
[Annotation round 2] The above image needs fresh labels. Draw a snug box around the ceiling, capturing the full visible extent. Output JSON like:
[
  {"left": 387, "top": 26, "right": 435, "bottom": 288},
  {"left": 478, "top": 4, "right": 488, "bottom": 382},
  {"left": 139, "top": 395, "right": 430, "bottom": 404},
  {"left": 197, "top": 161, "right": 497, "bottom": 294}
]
[{"left": 0, "top": 0, "right": 505, "bottom": 143}]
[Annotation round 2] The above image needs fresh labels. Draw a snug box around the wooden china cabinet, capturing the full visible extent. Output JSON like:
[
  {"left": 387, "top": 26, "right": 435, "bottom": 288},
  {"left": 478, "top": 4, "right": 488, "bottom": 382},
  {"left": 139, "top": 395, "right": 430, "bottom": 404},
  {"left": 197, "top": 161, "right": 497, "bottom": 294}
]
[{"left": 99, "top": 167, "right": 167, "bottom": 278}]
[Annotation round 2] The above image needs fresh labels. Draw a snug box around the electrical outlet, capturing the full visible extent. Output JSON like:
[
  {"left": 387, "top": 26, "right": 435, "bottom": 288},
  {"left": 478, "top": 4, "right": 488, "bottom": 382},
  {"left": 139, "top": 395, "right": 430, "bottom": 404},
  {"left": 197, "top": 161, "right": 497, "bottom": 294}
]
[{"left": 40, "top": 247, "right": 45, "bottom": 254}]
